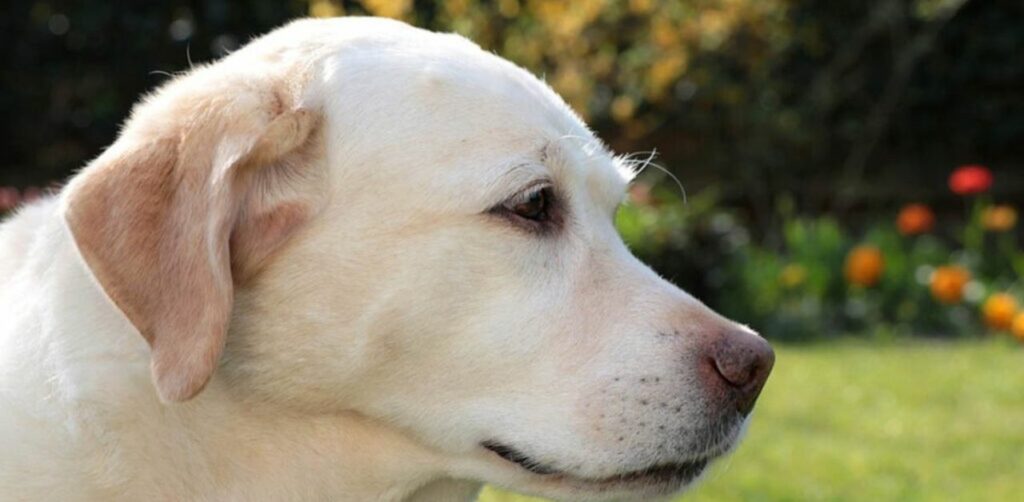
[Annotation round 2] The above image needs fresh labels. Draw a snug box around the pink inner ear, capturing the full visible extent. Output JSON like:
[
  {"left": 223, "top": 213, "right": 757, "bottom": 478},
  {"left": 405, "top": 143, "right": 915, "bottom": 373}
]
[{"left": 230, "top": 202, "right": 310, "bottom": 284}]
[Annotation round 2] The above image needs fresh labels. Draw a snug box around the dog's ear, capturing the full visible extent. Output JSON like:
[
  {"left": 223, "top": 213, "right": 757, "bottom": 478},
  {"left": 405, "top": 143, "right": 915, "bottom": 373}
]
[{"left": 64, "top": 73, "right": 321, "bottom": 402}]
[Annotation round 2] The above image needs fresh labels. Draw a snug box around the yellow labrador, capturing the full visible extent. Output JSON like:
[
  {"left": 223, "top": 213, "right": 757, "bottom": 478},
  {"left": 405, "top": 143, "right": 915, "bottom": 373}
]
[{"left": 0, "top": 17, "right": 773, "bottom": 502}]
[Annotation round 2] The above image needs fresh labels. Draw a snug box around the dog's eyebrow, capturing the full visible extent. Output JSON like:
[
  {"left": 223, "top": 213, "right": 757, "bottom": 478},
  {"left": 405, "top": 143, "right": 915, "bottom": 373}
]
[
  {"left": 495, "top": 162, "right": 550, "bottom": 190},
  {"left": 482, "top": 137, "right": 621, "bottom": 209},
  {"left": 548, "top": 133, "right": 611, "bottom": 159},
  {"left": 547, "top": 137, "right": 631, "bottom": 211}
]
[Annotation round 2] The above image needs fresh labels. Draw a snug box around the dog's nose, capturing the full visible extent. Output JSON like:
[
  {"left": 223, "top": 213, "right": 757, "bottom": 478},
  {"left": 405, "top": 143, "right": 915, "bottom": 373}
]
[{"left": 707, "top": 328, "right": 774, "bottom": 415}]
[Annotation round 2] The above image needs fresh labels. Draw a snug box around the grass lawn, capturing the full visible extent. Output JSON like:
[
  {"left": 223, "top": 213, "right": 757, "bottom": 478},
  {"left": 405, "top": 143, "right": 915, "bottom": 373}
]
[{"left": 479, "top": 339, "right": 1024, "bottom": 501}]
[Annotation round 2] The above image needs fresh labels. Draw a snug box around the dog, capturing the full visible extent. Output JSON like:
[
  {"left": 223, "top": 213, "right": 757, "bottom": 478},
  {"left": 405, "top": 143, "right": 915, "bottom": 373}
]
[{"left": 0, "top": 17, "right": 773, "bottom": 502}]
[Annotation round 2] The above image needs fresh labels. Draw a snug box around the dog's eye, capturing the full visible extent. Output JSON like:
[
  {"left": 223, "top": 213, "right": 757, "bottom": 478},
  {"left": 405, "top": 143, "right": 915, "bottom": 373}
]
[
  {"left": 508, "top": 187, "right": 551, "bottom": 222},
  {"left": 488, "top": 183, "right": 559, "bottom": 232}
]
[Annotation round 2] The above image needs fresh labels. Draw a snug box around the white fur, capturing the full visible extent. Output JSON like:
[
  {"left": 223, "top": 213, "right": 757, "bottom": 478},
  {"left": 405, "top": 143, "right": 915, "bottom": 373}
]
[{"left": 0, "top": 18, "right": 762, "bottom": 501}]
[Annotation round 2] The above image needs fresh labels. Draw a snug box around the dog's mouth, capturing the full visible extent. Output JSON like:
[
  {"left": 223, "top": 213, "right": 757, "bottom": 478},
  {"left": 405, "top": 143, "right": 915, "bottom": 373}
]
[{"left": 481, "top": 441, "right": 710, "bottom": 488}]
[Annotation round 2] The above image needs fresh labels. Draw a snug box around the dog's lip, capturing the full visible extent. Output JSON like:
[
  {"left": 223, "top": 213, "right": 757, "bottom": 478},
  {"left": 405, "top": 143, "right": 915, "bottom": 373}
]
[
  {"left": 482, "top": 441, "right": 562, "bottom": 475},
  {"left": 481, "top": 441, "right": 710, "bottom": 487}
]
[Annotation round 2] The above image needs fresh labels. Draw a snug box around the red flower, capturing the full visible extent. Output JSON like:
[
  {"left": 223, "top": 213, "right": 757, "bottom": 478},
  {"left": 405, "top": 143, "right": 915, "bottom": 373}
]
[
  {"left": 21, "top": 186, "right": 42, "bottom": 203},
  {"left": 948, "top": 164, "right": 992, "bottom": 195},
  {"left": 0, "top": 187, "right": 20, "bottom": 212}
]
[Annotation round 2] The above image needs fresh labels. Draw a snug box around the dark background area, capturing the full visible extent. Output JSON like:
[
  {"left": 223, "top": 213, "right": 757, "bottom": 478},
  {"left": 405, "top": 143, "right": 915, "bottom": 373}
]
[{"left": 3, "top": 0, "right": 1021, "bottom": 201}]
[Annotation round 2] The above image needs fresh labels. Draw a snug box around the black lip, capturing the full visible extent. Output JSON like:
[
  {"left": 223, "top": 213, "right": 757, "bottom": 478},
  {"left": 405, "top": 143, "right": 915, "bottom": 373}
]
[
  {"left": 605, "top": 458, "right": 708, "bottom": 485},
  {"left": 482, "top": 441, "right": 709, "bottom": 484},
  {"left": 482, "top": 441, "right": 561, "bottom": 475}
]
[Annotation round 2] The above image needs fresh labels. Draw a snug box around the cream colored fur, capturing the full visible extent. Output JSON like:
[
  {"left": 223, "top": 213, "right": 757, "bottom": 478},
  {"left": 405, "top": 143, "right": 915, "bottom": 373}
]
[{"left": 0, "top": 17, "right": 768, "bottom": 502}]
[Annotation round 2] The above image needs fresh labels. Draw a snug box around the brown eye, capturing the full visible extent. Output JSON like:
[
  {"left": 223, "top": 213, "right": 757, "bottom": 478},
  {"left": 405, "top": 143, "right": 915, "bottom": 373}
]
[{"left": 510, "top": 187, "right": 550, "bottom": 221}]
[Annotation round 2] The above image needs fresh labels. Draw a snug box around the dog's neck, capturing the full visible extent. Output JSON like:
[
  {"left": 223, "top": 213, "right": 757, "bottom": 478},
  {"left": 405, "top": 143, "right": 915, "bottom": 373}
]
[
  {"left": 1, "top": 200, "right": 481, "bottom": 501},
  {"left": 165, "top": 388, "right": 484, "bottom": 501}
]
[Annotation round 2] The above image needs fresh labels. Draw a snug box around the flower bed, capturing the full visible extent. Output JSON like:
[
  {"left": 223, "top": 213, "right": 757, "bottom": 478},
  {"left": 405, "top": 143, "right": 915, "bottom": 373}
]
[{"left": 618, "top": 165, "right": 1023, "bottom": 341}]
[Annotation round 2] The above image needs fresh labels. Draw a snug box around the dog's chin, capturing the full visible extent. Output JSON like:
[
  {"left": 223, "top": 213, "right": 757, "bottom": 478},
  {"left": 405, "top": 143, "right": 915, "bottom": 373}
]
[
  {"left": 479, "top": 420, "right": 747, "bottom": 501},
  {"left": 483, "top": 445, "right": 710, "bottom": 499}
]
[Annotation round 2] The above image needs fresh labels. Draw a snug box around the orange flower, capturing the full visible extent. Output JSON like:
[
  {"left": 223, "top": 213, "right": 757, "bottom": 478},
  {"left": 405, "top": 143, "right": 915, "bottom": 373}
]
[
  {"left": 896, "top": 203, "right": 935, "bottom": 235},
  {"left": 930, "top": 266, "right": 970, "bottom": 304},
  {"left": 628, "top": 182, "right": 654, "bottom": 206},
  {"left": 981, "top": 205, "right": 1017, "bottom": 232},
  {"left": 1012, "top": 313, "right": 1024, "bottom": 341},
  {"left": 982, "top": 294, "right": 1018, "bottom": 330},
  {"left": 948, "top": 164, "right": 992, "bottom": 195},
  {"left": 845, "top": 246, "right": 884, "bottom": 287}
]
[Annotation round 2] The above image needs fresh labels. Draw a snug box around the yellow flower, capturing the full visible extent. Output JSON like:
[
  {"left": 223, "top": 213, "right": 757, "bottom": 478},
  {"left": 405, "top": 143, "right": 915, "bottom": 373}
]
[
  {"left": 646, "top": 52, "right": 688, "bottom": 100},
  {"left": 497, "top": 0, "right": 520, "bottom": 17},
  {"left": 779, "top": 264, "right": 807, "bottom": 289},
  {"left": 309, "top": 0, "right": 343, "bottom": 17},
  {"left": 628, "top": 0, "right": 653, "bottom": 14},
  {"left": 844, "top": 246, "right": 884, "bottom": 287},
  {"left": 361, "top": 0, "right": 412, "bottom": 19},
  {"left": 1012, "top": 312, "right": 1024, "bottom": 341},
  {"left": 982, "top": 293, "right": 1018, "bottom": 331},
  {"left": 610, "top": 95, "right": 636, "bottom": 123},
  {"left": 982, "top": 205, "right": 1017, "bottom": 232},
  {"left": 930, "top": 266, "right": 970, "bottom": 304},
  {"left": 651, "top": 18, "right": 679, "bottom": 48}
]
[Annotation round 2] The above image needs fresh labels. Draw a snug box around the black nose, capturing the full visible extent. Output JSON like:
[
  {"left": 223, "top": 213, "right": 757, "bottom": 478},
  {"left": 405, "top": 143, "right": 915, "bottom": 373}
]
[{"left": 708, "top": 328, "right": 775, "bottom": 415}]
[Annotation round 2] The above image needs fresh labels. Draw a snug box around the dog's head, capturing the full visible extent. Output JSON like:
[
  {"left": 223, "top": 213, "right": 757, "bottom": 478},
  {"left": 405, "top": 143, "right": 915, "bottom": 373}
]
[{"left": 62, "top": 18, "right": 773, "bottom": 501}]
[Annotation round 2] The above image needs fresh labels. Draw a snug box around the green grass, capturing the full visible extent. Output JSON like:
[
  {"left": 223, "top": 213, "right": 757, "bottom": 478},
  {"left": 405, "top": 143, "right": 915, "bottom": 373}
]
[{"left": 479, "top": 339, "right": 1024, "bottom": 501}]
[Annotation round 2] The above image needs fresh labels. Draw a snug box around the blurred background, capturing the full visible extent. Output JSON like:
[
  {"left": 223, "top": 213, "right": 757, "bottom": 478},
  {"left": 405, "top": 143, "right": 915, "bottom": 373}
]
[{"left": 1, "top": 1, "right": 1021, "bottom": 500}]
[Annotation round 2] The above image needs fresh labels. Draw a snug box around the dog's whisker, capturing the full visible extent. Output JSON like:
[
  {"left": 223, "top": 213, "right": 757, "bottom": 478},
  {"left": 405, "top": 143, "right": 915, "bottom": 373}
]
[{"left": 621, "top": 149, "right": 688, "bottom": 205}]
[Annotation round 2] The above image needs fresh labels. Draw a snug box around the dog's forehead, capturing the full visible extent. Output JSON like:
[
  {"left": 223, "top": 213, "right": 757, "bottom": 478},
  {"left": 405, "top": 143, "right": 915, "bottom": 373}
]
[
  {"left": 295, "top": 19, "right": 629, "bottom": 209},
  {"left": 320, "top": 28, "right": 583, "bottom": 132}
]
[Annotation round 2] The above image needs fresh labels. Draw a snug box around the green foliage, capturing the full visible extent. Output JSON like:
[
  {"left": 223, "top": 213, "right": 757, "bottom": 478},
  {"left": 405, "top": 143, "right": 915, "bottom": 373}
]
[
  {"left": 723, "top": 215, "right": 852, "bottom": 341},
  {"left": 617, "top": 184, "right": 722, "bottom": 257}
]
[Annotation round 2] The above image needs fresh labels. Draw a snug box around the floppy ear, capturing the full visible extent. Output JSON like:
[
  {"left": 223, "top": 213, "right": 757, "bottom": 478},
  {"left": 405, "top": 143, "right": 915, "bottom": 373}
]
[{"left": 64, "top": 79, "right": 320, "bottom": 403}]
